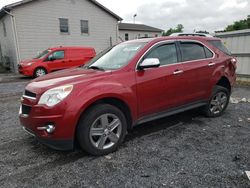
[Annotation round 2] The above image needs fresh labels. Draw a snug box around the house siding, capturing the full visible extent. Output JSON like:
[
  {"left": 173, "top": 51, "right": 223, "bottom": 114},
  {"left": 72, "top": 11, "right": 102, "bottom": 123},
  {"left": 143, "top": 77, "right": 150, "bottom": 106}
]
[
  {"left": 119, "top": 30, "right": 161, "bottom": 42},
  {"left": 12, "top": 0, "right": 118, "bottom": 62},
  {"left": 0, "top": 14, "right": 17, "bottom": 71}
]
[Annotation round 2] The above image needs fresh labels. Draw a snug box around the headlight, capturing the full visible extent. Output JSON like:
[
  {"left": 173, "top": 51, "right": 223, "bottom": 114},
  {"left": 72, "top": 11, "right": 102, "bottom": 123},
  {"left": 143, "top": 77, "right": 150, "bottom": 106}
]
[
  {"left": 38, "top": 85, "right": 73, "bottom": 107},
  {"left": 23, "top": 62, "right": 34, "bottom": 66}
]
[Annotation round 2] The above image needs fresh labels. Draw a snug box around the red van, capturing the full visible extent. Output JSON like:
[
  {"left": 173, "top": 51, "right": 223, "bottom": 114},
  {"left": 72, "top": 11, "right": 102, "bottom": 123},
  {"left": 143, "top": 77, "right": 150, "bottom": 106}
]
[{"left": 18, "top": 46, "right": 96, "bottom": 77}]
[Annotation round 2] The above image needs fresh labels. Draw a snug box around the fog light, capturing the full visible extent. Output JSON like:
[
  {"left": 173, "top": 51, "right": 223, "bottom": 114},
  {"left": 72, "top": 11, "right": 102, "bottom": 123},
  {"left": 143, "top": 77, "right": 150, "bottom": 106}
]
[
  {"left": 37, "top": 124, "right": 55, "bottom": 134},
  {"left": 46, "top": 125, "right": 55, "bottom": 133}
]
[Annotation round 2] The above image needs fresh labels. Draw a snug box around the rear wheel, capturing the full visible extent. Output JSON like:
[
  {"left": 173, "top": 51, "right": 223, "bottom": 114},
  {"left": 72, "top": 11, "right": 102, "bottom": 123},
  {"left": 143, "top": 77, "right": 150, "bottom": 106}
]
[
  {"left": 204, "top": 86, "right": 230, "bottom": 117},
  {"left": 77, "top": 104, "right": 127, "bottom": 156},
  {"left": 34, "top": 68, "right": 47, "bottom": 78}
]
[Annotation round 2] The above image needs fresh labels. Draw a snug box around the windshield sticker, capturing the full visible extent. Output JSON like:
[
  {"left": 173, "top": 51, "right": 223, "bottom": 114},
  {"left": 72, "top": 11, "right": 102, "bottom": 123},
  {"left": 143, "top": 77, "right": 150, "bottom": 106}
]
[{"left": 123, "top": 46, "right": 141, "bottom": 52}]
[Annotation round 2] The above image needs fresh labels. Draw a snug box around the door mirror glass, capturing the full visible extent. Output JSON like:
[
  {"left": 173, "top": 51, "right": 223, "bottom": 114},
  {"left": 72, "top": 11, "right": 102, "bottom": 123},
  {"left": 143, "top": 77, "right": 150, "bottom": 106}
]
[{"left": 139, "top": 58, "right": 160, "bottom": 70}]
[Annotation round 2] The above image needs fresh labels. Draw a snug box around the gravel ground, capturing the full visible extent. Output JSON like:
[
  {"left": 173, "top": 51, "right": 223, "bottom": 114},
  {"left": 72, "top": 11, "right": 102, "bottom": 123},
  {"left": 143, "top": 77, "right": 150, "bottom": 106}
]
[{"left": 0, "top": 80, "right": 250, "bottom": 188}]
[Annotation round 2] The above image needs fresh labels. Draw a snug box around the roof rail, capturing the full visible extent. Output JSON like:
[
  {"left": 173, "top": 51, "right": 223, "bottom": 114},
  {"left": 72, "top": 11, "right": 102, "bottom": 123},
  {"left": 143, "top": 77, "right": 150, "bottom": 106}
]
[{"left": 170, "top": 33, "right": 213, "bottom": 37}]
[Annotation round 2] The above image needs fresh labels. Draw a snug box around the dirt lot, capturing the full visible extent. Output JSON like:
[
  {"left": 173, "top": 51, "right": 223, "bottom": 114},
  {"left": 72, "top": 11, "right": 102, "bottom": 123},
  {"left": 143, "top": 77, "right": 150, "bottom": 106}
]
[{"left": 0, "top": 79, "right": 250, "bottom": 188}]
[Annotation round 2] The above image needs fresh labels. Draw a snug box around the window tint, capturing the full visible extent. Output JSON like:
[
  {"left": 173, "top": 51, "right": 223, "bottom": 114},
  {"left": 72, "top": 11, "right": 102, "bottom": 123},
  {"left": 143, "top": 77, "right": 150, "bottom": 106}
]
[
  {"left": 204, "top": 47, "right": 213, "bottom": 58},
  {"left": 59, "top": 18, "right": 69, "bottom": 33},
  {"left": 145, "top": 43, "right": 178, "bottom": 66},
  {"left": 125, "top": 33, "right": 129, "bottom": 41},
  {"left": 52, "top": 51, "right": 64, "bottom": 60},
  {"left": 180, "top": 42, "right": 206, "bottom": 61},
  {"left": 80, "top": 20, "right": 89, "bottom": 34},
  {"left": 208, "top": 40, "right": 231, "bottom": 55}
]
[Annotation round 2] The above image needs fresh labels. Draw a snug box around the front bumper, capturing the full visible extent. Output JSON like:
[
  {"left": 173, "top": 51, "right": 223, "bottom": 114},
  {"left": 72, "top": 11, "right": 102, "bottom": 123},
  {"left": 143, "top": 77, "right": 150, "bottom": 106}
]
[
  {"left": 22, "top": 127, "right": 73, "bottom": 150},
  {"left": 19, "top": 97, "right": 77, "bottom": 151}
]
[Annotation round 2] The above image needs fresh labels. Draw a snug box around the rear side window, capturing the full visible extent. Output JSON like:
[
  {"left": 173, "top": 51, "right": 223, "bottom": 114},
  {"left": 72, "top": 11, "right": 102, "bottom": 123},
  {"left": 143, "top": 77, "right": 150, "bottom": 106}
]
[
  {"left": 204, "top": 47, "right": 214, "bottom": 58},
  {"left": 145, "top": 43, "right": 178, "bottom": 66},
  {"left": 208, "top": 40, "right": 231, "bottom": 55},
  {"left": 180, "top": 42, "right": 206, "bottom": 61}
]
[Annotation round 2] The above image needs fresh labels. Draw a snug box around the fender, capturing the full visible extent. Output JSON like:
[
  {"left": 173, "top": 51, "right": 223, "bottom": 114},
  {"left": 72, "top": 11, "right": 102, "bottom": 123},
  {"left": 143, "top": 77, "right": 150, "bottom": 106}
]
[
  {"left": 208, "top": 58, "right": 235, "bottom": 98},
  {"left": 71, "top": 81, "right": 138, "bottom": 132}
]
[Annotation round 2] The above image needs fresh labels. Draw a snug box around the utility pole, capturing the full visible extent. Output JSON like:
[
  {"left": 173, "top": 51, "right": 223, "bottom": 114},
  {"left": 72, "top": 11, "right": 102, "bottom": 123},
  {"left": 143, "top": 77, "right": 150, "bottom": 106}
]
[{"left": 133, "top": 14, "right": 137, "bottom": 24}]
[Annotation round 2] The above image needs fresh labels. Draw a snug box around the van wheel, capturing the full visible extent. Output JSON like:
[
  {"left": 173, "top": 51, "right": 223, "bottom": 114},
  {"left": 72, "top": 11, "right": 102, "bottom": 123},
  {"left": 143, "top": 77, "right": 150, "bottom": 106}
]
[
  {"left": 77, "top": 104, "right": 127, "bottom": 156},
  {"left": 203, "top": 86, "right": 230, "bottom": 117},
  {"left": 34, "top": 68, "right": 47, "bottom": 78}
]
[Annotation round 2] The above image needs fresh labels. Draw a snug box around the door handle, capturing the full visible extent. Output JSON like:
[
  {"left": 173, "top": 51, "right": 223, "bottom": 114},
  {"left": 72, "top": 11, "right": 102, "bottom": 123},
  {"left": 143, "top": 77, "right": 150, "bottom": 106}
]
[
  {"left": 173, "top": 70, "right": 184, "bottom": 75},
  {"left": 208, "top": 62, "right": 215, "bottom": 67}
]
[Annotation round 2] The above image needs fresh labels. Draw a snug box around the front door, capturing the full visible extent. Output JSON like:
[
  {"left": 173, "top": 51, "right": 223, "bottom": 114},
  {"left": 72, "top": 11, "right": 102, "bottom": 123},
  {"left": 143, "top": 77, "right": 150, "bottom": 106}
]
[
  {"left": 46, "top": 50, "right": 66, "bottom": 71},
  {"left": 136, "top": 42, "right": 185, "bottom": 118}
]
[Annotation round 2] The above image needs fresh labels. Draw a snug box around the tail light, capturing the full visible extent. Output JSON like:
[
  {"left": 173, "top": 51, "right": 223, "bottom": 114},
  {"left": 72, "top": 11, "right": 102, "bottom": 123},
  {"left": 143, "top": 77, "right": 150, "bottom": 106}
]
[{"left": 230, "top": 58, "right": 237, "bottom": 70}]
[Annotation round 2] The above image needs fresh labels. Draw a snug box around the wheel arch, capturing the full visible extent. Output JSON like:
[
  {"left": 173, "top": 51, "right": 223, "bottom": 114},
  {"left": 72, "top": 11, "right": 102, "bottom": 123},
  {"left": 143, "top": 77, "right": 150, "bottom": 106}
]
[
  {"left": 216, "top": 76, "right": 231, "bottom": 93},
  {"left": 73, "top": 96, "right": 134, "bottom": 146}
]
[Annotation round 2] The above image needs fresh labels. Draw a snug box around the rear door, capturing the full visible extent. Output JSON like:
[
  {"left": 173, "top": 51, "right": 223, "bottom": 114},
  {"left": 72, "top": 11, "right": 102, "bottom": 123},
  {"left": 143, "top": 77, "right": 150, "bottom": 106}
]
[
  {"left": 177, "top": 40, "right": 217, "bottom": 103},
  {"left": 136, "top": 41, "right": 186, "bottom": 117}
]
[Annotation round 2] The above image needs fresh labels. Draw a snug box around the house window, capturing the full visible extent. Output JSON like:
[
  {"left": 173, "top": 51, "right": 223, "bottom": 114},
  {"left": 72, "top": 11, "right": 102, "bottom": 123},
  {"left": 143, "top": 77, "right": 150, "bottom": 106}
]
[
  {"left": 3, "top": 21, "right": 7, "bottom": 37},
  {"left": 80, "top": 20, "right": 89, "bottom": 34},
  {"left": 155, "top": 34, "right": 158, "bottom": 37},
  {"left": 125, "top": 33, "right": 129, "bottom": 41},
  {"left": 59, "top": 18, "right": 69, "bottom": 33},
  {"left": 145, "top": 34, "right": 148, "bottom": 38}
]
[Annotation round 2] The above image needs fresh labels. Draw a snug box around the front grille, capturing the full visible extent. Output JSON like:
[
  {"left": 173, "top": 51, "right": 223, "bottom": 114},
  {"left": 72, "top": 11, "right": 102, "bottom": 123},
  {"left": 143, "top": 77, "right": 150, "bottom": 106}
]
[
  {"left": 22, "top": 104, "right": 32, "bottom": 115},
  {"left": 18, "top": 64, "right": 22, "bottom": 70},
  {"left": 24, "top": 90, "right": 36, "bottom": 98}
]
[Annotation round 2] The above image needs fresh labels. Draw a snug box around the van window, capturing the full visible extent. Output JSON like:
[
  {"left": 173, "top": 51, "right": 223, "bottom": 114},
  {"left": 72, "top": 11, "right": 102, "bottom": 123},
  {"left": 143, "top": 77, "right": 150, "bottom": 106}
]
[
  {"left": 145, "top": 43, "right": 178, "bottom": 66},
  {"left": 52, "top": 51, "right": 65, "bottom": 60},
  {"left": 180, "top": 42, "right": 206, "bottom": 61}
]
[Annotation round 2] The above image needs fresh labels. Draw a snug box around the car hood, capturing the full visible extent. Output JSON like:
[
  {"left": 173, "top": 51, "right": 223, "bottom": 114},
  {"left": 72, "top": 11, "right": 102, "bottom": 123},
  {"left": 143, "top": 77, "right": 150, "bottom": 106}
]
[
  {"left": 26, "top": 68, "right": 112, "bottom": 94},
  {"left": 20, "top": 58, "right": 40, "bottom": 65}
]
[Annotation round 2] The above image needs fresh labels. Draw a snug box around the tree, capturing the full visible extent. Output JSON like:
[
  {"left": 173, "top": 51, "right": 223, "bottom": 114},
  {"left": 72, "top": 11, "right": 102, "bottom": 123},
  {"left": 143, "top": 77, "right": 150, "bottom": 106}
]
[
  {"left": 224, "top": 15, "right": 250, "bottom": 32},
  {"left": 162, "top": 24, "right": 184, "bottom": 36}
]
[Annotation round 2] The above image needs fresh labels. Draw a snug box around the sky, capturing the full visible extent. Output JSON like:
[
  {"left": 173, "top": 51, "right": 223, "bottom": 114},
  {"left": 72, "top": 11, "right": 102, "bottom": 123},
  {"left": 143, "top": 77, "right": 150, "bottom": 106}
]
[{"left": 0, "top": 0, "right": 249, "bottom": 32}]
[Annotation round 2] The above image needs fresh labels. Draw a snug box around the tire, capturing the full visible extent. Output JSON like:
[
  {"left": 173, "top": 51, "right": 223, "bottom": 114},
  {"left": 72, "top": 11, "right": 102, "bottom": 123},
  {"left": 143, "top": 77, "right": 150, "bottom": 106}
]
[
  {"left": 203, "top": 85, "right": 230, "bottom": 117},
  {"left": 77, "top": 104, "right": 127, "bottom": 156},
  {"left": 33, "top": 67, "right": 47, "bottom": 78}
]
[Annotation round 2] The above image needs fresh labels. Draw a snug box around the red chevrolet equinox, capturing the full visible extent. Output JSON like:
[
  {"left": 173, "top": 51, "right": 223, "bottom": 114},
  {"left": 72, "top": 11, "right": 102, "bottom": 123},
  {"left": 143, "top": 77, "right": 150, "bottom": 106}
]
[{"left": 19, "top": 36, "right": 237, "bottom": 155}]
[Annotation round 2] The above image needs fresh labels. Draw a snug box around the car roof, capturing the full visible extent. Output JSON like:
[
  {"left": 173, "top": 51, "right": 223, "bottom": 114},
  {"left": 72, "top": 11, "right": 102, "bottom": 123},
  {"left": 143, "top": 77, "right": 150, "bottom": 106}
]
[{"left": 49, "top": 46, "right": 95, "bottom": 50}]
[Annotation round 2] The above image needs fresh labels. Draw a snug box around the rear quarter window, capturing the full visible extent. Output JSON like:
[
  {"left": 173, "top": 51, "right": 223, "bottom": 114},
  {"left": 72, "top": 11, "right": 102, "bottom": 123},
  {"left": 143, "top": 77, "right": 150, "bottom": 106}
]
[{"left": 208, "top": 40, "right": 231, "bottom": 55}]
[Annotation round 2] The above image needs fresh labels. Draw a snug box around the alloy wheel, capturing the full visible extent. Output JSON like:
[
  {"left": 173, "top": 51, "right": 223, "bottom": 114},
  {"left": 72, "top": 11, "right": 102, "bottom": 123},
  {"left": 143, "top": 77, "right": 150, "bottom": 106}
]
[
  {"left": 209, "top": 91, "right": 228, "bottom": 115},
  {"left": 36, "top": 69, "right": 46, "bottom": 77},
  {"left": 89, "top": 113, "right": 122, "bottom": 150}
]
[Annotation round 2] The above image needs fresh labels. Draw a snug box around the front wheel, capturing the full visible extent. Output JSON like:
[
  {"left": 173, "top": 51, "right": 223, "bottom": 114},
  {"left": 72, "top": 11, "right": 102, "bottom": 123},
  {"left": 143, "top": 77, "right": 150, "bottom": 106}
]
[
  {"left": 77, "top": 104, "right": 127, "bottom": 156},
  {"left": 203, "top": 86, "right": 230, "bottom": 117},
  {"left": 33, "top": 67, "right": 47, "bottom": 78}
]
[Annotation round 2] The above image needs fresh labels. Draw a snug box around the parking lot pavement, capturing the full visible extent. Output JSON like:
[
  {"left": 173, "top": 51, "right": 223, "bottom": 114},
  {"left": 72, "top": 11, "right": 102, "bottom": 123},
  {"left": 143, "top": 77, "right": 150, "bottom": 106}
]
[{"left": 0, "top": 81, "right": 249, "bottom": 188}]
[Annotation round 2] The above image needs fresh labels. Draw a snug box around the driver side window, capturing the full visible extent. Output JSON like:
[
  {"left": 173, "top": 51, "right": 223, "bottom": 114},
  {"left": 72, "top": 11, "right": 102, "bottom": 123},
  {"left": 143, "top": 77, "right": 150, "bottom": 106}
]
[
  {"left": 145, "top": 43, "right": 178, "bottom": 66},
  {"left": 48, "top": 50, "right": 65, "bottom": 61}
]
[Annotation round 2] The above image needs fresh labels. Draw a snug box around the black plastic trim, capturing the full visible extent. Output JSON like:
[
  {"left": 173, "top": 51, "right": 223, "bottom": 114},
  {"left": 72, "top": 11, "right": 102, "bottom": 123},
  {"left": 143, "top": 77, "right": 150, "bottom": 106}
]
[{"left": 135, "top": 100, "right": 207, "bottom": 125}]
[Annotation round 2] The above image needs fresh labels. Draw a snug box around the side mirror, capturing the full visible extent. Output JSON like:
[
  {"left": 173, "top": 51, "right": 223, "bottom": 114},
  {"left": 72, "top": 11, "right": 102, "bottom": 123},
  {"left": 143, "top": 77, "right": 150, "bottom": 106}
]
[
  {"left": 48, "top": 55, "right": 55, "bottom": 61},
  {"left": 138, "top": 58, "right": 160, "bottom": 70}
]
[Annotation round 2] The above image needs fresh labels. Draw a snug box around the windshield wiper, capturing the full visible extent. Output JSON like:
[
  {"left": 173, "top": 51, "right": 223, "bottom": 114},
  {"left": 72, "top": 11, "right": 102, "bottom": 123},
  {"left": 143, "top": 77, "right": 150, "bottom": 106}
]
[{"left": 88, "top": 66, "right": 105, "bottom": 71}]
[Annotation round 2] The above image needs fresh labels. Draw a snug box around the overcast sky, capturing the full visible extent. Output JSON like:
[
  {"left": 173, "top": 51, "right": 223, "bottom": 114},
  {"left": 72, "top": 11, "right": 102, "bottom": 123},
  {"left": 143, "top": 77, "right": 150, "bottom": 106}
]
[{"left": 0, "top": 0, "right": 249, "bottom": 32}]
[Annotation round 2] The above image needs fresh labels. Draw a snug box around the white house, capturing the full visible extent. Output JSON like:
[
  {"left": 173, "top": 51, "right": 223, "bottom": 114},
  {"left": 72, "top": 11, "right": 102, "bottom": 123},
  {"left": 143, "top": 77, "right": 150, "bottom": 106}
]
[
  {"left": 0, "top": 0, "right": 122, "bottom": 72},
  {"left": 119, "top": 23, "right": 163, "bottom": 42}
]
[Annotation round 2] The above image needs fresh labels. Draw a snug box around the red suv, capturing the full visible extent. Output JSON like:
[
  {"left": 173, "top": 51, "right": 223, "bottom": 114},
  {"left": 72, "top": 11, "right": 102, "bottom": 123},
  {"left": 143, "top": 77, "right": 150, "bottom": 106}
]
[
  {"left": 19, "top": 36, "right": 237, "bottom": 155},
  {"left": 18, "top": 46, "right": 96, "bottom": 77}
]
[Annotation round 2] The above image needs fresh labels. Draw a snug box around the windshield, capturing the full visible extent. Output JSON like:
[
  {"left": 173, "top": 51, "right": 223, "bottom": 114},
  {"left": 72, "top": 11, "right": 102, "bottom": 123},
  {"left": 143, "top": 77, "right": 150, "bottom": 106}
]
[
  {"left": 34, "top": 49, "right": 51, "bottom": 59},
  {"left": 85, "top": 42, "right": 146, "bottom": 70}
]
